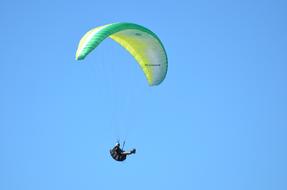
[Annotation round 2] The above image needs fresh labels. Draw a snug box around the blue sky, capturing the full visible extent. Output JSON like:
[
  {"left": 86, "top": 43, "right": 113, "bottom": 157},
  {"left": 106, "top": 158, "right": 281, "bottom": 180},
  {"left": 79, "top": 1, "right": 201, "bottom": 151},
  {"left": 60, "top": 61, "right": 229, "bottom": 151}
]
[{"left": 1, "top": 0, "right": 287, "bottom": 189}]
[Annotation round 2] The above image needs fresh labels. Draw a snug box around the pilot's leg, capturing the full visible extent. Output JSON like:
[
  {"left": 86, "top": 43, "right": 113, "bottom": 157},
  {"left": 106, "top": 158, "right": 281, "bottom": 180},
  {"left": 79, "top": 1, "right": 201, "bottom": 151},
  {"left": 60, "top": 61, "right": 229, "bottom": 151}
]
[{"left": 122, "top": 149, "right": 136, "bottom": 155}]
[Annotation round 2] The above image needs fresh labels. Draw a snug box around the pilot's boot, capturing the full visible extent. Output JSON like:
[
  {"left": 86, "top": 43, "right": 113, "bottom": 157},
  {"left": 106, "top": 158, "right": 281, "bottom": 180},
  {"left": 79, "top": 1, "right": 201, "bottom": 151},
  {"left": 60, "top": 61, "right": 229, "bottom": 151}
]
[{"left": 131, "top": 149, "right": 136, "bottom": 154}]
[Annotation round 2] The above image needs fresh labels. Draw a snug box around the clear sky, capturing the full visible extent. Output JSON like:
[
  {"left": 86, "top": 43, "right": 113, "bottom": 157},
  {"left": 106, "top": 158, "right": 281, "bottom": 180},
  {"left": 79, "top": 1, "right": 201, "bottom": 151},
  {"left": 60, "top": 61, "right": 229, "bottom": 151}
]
[{"left": 1, "top": 0, "right": 287, "bottom": 190}]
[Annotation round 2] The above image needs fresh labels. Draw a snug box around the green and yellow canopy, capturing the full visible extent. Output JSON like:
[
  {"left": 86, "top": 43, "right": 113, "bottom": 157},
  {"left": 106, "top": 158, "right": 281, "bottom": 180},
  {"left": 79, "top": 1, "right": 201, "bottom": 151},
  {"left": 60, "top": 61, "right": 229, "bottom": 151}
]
[{"left": 75, "top": 22, "right": 168, "bottom": 86}]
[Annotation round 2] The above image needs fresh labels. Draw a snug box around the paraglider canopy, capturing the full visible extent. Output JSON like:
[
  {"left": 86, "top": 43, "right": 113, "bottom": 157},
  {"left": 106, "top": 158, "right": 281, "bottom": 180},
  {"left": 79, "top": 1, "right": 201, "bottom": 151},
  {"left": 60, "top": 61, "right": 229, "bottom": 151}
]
[{"left": 75, "top": 22, "right": 168, "bottom": 86}]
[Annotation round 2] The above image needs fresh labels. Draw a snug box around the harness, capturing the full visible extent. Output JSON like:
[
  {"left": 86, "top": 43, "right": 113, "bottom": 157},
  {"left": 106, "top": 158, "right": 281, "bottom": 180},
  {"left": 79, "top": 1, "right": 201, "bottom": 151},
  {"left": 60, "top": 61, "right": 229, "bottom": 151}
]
[{"left": 110, "top": 148, "right": 127, "bottom": 161}]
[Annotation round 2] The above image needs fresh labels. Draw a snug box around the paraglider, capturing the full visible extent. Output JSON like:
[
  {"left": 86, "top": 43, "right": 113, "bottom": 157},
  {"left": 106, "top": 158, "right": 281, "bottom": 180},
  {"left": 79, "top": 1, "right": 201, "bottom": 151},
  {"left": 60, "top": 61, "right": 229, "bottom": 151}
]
[
  {"left": 110, "top": 142, "right": 136, "bottom": 162},
  {"left": 75, "top": 22, "right": 168, "bottom": 161}
]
